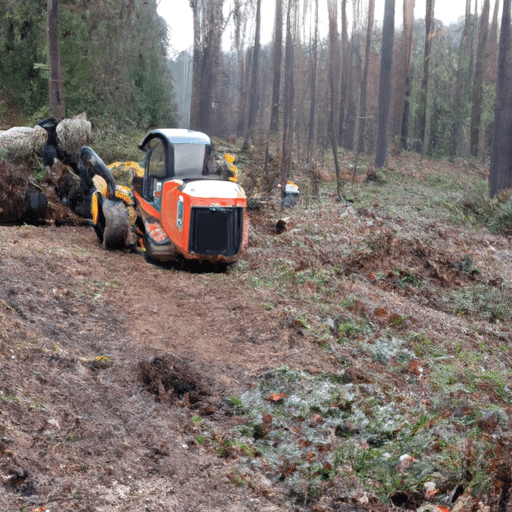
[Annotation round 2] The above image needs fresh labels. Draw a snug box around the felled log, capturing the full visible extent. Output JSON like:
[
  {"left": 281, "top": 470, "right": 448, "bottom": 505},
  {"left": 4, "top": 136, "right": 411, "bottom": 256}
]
[
  {"left": 0, "top": 112, "right": 92, "bottom": 161},
  {"left": 0, "top": 126, "right": 47, "bottom": 159},
  {"left": 56, "top": 112, "right": 92, "bottom": 156},
  {"left": 0, "top": 113, "right": 93, "bottom": 225}
]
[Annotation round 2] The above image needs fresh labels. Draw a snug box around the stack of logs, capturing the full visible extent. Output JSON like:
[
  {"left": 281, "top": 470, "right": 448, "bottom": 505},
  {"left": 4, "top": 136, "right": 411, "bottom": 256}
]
[
  {"left": 0, "top": 113, "right": 92, "bottom": 224},
  {"left": 0, "top": 112, "right": 91, "bottom": 160}
]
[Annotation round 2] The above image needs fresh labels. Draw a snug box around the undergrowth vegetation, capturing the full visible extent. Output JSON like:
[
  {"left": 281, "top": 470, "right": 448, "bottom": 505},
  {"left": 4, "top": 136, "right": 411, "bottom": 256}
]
[
  {"left": 2, "top": 135, "right": 512, "bottom": 511},
  {"left": 203, "top": 148, "right": 512, "bottom": 509}
]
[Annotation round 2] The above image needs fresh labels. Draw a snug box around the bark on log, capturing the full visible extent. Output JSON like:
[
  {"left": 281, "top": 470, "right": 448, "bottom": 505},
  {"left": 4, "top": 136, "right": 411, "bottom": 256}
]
[
  {"left": 0, "top": 112, "right": 91, "bottom": 160},
  {"left": 0, "top": 126, "right": 47, "bottom": 158},
  {"left": 56, "top": 113, "right": 92, "bottom": 156}
]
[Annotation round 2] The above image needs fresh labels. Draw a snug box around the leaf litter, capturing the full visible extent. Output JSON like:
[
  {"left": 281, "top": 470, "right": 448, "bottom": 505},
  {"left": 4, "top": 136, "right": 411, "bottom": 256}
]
[{"left": 0, "top": 152, "right": 511, "bottom": 510}]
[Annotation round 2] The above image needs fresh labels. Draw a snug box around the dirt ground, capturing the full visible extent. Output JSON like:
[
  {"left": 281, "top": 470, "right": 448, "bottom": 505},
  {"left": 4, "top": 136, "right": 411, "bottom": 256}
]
[
  {"left": 1, "top": 152, "right": 512, "bottom": 511},
  {"left": 0, "top": 220, "right": 348, "bottom": 512}
]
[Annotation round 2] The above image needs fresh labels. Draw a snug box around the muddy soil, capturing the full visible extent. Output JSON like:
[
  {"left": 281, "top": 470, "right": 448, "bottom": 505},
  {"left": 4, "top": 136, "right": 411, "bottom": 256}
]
[
  {"left": 0, "top": 221, "right": 346, "bottom": 512},
  {"left": 1, "top": 152, "right": 511, "bottom": 511}
]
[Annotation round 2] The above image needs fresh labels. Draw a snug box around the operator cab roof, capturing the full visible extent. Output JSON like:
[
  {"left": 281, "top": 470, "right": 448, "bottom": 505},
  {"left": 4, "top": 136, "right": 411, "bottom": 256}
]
[
  {"left": 139, "top": 129, "right": 211, "bottom": 150},
  {"left": 139, "top": 128, "right": 213, "bottom": 181}
]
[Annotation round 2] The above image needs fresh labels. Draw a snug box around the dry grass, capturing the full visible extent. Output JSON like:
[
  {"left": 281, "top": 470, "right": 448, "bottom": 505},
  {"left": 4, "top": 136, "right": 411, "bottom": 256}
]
[{"left": 217, "top": 150, "right": 512, "bottom": 508}]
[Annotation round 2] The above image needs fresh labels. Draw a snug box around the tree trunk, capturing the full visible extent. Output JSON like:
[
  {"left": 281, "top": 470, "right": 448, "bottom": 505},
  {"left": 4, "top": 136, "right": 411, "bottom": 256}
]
[
  {"left": 487, "top": 0, "right": 500, "bottom": 82},
  {"left": 280, "top": 0, "right": 296, "bottom": 192},
  {"left": 233, "top": 0, "right": 248, "bottom": 136},
  {"left": 190, "top": 0, "right": 224, "bottom": 134},
  {"left": 489, "top": 0, "right": 500, "bottom": 45},
  {"left": 451, "top": 0, "right": 472, "bottom": 157},
  {"left": 197, "top": 39, "right": 214, "bottom": 133},
  {"left": 390, "top": 0, "right": 415, "bottom": 149},
  {"left": 417, "top": 0, "right": 435, "bottom": 154},
  {"left": 47, "top": 0, "right": 65, "bottom": 120},
  {"left": 358, "top": 0, "right": 375, "bottom": 154},
  {"left": 236, "top": 55, "right": 247, "bottom": 136},
  {"left": 338, "top": 0, "right": 349, "bottom": 147},
  {"left": 374, "top": 0, "right": 395, "bottom": 169},
  {"left": 244, "top": 0, "right": 262, "bottom": 148},
  {"left": 307, "top": 0, "right": 319, "bottom": 197},
  {"left": 327, "top": 0, "right": 342, "bottom": 198},
  {"left": 190, "top": 0, "right": 201, "bottom": 130},
  {"left": 469, "top": 0, "right": 490, "bottom": 157},
  {"left": 489, "top": 0, "right": 512, "bottom": 197},
  {"left": 269, "top": 0, "right": 283, "bottom": 135},
  {"left": 401, "top": 71, "right": 413, "bottom": 151},
  {"left": 345, "top": 0, "right": 362, "bottom": 153}
]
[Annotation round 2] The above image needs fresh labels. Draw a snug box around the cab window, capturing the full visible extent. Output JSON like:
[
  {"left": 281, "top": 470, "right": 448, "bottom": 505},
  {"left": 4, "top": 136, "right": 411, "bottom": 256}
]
[
  {"left": 173, "top": 143, "right": 205, "bottom": 178},
  {"left": 147, "top": 140, "right": 166, "bottom": 178},
  {"left": 145, "top": 139, "right": 166, "bottom": 200}
]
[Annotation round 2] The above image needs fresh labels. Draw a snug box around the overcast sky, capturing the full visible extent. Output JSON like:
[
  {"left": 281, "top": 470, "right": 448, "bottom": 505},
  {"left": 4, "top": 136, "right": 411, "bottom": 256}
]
[{"left": 158, "top": 0, "right": 483, "bottom": 57}]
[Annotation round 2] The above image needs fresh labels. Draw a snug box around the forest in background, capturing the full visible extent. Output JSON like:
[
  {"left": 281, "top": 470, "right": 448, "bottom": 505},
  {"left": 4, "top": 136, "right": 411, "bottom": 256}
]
[
  {"left": 177, "top": 0, "right": 512, "bottom": 198},
  {"left": 0, "top": 0, "right": 177, "bottom": 129},
  {"left": 184, "top": 0, "right": 498, "bottom": 160},
  {"left": 180, "top": 0, "right": 498, "bottom": 163},
  {"left": 1, "top": 0, "right": 511, "bottom": 195}
]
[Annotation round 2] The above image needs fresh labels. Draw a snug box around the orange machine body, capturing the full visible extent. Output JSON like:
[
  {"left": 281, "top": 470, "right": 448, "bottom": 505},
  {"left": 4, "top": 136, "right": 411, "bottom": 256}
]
[{"left": 132, "top": 129, "right": 248, "bottom": 264}]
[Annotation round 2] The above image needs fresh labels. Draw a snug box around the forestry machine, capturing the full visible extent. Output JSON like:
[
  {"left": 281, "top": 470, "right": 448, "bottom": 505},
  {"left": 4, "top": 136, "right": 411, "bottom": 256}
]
[{"left": 78, "top": 129, "right": 248, "bottom": 266}]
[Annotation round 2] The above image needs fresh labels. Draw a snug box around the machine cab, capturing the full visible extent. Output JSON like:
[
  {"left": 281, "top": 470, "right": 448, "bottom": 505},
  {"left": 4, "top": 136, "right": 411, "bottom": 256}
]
[
  {"left": 132, "top": 129, "right": 213, "bottom": 208},
  {"left": 131, "top": 128, "right": 247, "bottom": 264}
]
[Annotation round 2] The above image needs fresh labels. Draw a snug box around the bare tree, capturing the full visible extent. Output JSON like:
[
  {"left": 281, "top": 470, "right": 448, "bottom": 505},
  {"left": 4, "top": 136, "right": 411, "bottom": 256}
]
[
  {"left": 489, "top": 0, "right": 500, "bottom": 45},
  {"left": 358, "top": 0, "right": 375, "bottom": 154},
  {"left": 280, "top": 0, "right": 296, "bottom": 192},
  {"left": 327, "top": 0, "right": 342, "bottom": 197},
  {"left": 232, "top": 0, "right": 249, "bottom": 136},
  {"left": 374, "top": 0, "right": 395, "bottom": 169},
  {"left": 417, "top": 0, "right": 435, "bottom": 154},
  {"left": 487, "top": 0, "right": 500, "bottom": 79},
  {"left": 307, "top": 0, "right": 319, "bottom": 196},
  {"left": 244, "top": 0, "right": 262, "bottom": 148},
  {"left": 338, "top": 0, "right": 350, "bottom": 147},
  {"left": 345, "top": 0, "right": 362, "bottom": 152},
  {"left": 189, "top": 0, "right": 224, "bottom": 134},
  {"left": 269, "top": 0, "right": 283, "bottom": 135},
  {"left": 390, "top": 0, "right": 415, "bottom": 149},
  {"left": 469, "top": 0, "right": 490, "bottom": 158},
  {"left": 483, "top": 0, "right": 500, "bottom": 94},
  {"left": 451, "top": 0, "right": 472, "bottom": 157},
  {"left": 47, "top": 0, "right": 65, "bottom": 120},
  {"left": 190, "top": 0, "right": 201, "bottom": 130},
  {"left": 489, "top": 0, "right": 512, "bottom": 196}
]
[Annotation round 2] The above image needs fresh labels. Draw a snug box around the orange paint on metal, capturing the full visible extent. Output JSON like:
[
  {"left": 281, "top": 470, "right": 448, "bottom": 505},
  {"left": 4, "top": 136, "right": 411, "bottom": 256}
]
[
  {"left": 133, "top": 191, "right": 160, "bottom": 220},
  {"left": 146, "top": 222, "right": 168, "bottom": 243},
  {"left": 161, "top": 182, "right": 190, "bottom": 254}
]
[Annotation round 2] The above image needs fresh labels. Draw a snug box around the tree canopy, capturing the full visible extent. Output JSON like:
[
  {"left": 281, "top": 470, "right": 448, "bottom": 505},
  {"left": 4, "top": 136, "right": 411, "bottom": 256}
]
[
  {"left": 179, "top": 0, "right": 499, "bottom": 165},
  {"left": 0, "top": 0, "right": 177, "bottom": 128}
]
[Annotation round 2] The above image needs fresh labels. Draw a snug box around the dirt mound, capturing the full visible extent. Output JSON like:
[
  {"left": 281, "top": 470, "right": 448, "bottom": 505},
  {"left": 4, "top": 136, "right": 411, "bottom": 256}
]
[
  {"left": 139, "top": 354, "right": 213, "bottom": 405},
  {"left": 0, "top": 159, "right": 32, "bottom": 223},
  {"left": 138, "top": 355, "right": 240, "bottom": 421},
  {"left": 343, "top": 225, "right": 480, "bottom": 289}
]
